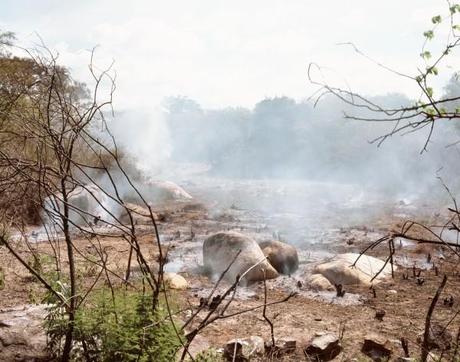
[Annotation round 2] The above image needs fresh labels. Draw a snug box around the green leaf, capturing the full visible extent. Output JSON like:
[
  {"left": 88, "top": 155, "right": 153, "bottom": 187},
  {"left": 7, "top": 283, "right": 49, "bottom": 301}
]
[
  {"left": 426, "top": 87, "right": 434, "bottom": 97},
  {"left": 416, "top": 75, "right": 423, "bottom": 83},
  {"left": 423, "top": 30, "right": 434, "bottom": 40},
  {"left": 420, "top": 50, "right": 432, "bottom": 59},
  {"left": 455, "top": 107, "right": 460, "bottom": 114},
  {"left": 426, "top": 66, "right": 438, "bottom": 75},
  {"left": 432, "top": 15, "right": 442, "bottom": 24},
  {"left": 450, "top": 4, "right": 460, "bottom": 14},
  {"left": 453, "top": 24, "right": 460, "bottom": 31}
]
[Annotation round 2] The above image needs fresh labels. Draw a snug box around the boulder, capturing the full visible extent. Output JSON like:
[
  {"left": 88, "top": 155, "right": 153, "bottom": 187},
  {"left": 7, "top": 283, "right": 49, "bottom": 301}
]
[
  {"left": 177, "top": 335, "right": 211, "bottom": 360},
  {"left": 203, "top": 232, "right": 278, "bottom": 284},
  {"left": 361, "top": 334, "right": 392, "bottom": 361},
  {"left": 223, "top": 336, "right": 264, "bottom": 361},
  {"left": 0, "top": 304, "right": 49, "bottom": 361},
  {"left": 259, "top": 240, "right": 299, "bottom": 275},
  {"left": 164, "top": 273, "right": 188, "bottom": 290},
  {"left": 314, "top": 253, "right": 395, "bottom": 286},
  {"left": 306, "top": 274, "right": 334, "bottom": 291},
  {"left": 304, "top": 333, "right": 342, "bottom": 361}
]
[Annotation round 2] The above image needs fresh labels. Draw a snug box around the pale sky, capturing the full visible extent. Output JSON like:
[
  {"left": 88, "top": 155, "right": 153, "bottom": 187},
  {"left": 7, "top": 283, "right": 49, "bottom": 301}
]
[{"left": 1, "top": 0, "right": 457, "bottom": 109}]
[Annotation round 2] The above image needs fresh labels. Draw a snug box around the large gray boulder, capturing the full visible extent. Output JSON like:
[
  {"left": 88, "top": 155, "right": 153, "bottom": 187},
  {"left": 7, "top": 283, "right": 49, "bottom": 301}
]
[
  {"left": 259, "top": 240, "right": 299, "bottom": 275},
  {"left": 203, "top": 231, "right": 278, "bottom": 284}
]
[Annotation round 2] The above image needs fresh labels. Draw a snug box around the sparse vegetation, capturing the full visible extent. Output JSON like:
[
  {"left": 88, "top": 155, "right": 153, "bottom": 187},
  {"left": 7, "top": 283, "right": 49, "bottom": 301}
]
[
  {"left": 46, "top": 288, "right": 183, "bottom": 361},
  {"left": 2, "top": 2, "right": 460, "bottom": 361},
  {"left": 0, "top": 32, "right": 179, "bottom": 361},
  {"left": 194, "top": 348, "right": 224, "bottom": 362}
]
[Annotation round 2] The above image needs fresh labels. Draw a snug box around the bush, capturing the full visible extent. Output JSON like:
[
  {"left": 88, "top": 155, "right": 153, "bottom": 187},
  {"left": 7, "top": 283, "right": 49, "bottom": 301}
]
[
  {"left": 46, "top": 288, "right": 183, "bottom": 361},
  {"left": 194, "top": 348, "right": 224, "bottom": 362}
]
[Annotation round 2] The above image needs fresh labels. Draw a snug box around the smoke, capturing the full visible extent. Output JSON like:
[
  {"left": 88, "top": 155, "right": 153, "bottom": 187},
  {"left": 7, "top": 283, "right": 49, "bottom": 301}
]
[
  {"left": 157, "top": 91, "right": 460, "bottom": 203},
  {"left": 65, "top": 76, "right": 460, "bottom": 231},
  {"left": 107, "top": 108, "right": 172, "bottom": 177}
]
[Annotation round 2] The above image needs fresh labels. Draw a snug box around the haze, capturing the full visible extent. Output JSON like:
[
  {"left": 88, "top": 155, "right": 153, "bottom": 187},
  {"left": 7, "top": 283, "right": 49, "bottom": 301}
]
[{"left": 1, "top": 0, "right": 454, "bottom": 109}]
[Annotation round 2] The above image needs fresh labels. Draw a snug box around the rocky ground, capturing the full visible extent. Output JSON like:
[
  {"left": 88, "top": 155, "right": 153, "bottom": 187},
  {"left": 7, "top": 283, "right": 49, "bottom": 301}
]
[{"left": 1, "top": 181, "right": 459, "bottom": 361}]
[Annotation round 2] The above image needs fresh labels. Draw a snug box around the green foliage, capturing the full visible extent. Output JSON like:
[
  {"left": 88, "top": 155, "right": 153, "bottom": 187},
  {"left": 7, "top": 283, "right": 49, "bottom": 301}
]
[
  {"left": 194, "top": 348, "right": 224, "bottom": 362},
  {"left": 0, "top": 50, "right": 91, "bottom": 224},
  {"left": 46, "top": 288, "right": 183, "bottom": 361},
  {"left": 420, "top": 50, "right": 432, "bottom": 59},
  {"left": 423, "top": 30, "right": 434, "bottom": 40},
  {"left": 432, "top": 15, "right": 442, "bottom": 24},
  {"left": 26, "top": 254, "right": 61, "bottom": 296},
  {"left": 426, "top": 66, "right": 438, "bottom": 76},
  {"left": 450, "top": 4, "right": 460, "bottom": 14},
  {"left": 29, "top": 254, "right": 44, "bottom": 275}
]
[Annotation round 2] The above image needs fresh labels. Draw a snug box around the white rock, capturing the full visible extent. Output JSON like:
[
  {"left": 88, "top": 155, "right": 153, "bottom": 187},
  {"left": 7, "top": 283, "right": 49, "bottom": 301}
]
[
  {"left": 306, "top": 274, "right": 334, "bottom": 291},
  {"left": 164, "top": 272, "right": 188, "bottom": 290},
  {"left": 224, "top": 336, "right": 264, "bottom": 360},
  {"left": 314, "top": 253, "right": 395, "bottom": 286}
]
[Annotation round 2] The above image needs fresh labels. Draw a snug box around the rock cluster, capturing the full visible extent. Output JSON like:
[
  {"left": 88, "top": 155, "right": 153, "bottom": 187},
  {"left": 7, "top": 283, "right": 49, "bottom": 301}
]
[{"left": 203, "top": 232, "right": 278, "bottom": 284}]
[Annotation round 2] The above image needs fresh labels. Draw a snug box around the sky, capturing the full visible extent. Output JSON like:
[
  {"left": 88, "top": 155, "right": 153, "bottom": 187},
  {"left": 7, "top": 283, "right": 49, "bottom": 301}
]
[{"left": 1, "top": 0, "right": 458, "bottom": 110}]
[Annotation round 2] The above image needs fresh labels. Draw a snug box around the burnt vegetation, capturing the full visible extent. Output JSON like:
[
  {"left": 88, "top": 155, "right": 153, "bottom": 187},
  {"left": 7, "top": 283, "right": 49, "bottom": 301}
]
[
  {"left": 0, "top": 33, "right": 295, "bottom": 362},
  {"left": 2, "top": 2, "right": 460, "bottom": 362}
]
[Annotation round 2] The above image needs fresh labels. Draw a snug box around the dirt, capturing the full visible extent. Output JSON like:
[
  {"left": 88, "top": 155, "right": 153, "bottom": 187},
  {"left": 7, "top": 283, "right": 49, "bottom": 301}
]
[{"left": 1, "top": 194, "right": 460, "bottom": 361}]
